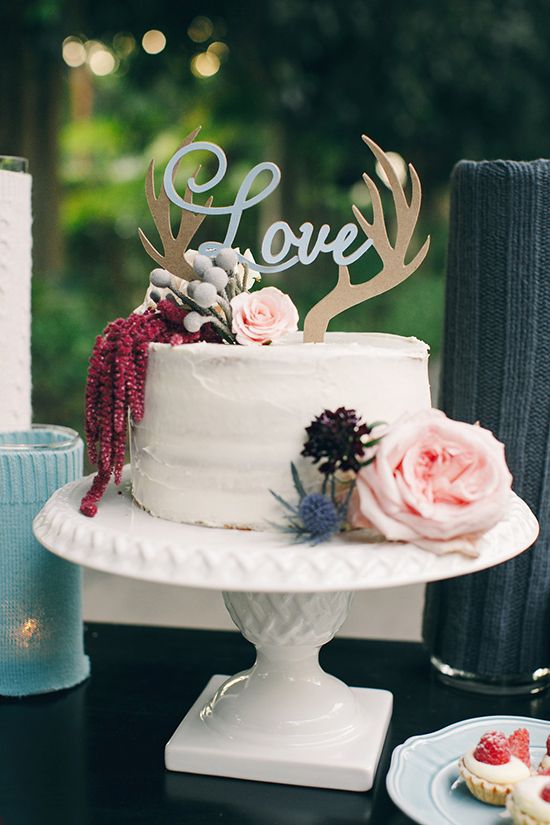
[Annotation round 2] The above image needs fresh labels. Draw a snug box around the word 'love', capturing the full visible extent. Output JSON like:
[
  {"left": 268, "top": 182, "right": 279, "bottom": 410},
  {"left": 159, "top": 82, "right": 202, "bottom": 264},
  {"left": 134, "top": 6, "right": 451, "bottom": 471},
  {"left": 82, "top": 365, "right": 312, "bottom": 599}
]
[{"left": 163, "top": 140, "right": 373, "bottom": 274}]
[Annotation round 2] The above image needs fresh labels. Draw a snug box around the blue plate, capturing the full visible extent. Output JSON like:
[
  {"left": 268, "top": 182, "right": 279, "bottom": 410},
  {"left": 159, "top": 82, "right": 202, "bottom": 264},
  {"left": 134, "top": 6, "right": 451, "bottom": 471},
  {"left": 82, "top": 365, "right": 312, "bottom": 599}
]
[{"left": 386, "top": 715, "right": 549, "bottom": 825}]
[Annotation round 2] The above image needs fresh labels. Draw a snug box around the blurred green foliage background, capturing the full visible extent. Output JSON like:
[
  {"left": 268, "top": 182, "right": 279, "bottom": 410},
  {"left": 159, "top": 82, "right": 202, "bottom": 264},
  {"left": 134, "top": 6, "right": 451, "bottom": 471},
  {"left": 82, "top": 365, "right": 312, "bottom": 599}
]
[{"left": 3, "top": 0, "right": 550, "bottom": 437}]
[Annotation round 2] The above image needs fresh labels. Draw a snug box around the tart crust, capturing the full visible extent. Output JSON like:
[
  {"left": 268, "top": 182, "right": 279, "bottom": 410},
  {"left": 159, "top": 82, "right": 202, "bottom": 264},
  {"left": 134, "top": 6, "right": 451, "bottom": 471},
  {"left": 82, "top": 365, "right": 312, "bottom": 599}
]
[{"left": 458, "top": 757, "right": 515, "bottom": 806}]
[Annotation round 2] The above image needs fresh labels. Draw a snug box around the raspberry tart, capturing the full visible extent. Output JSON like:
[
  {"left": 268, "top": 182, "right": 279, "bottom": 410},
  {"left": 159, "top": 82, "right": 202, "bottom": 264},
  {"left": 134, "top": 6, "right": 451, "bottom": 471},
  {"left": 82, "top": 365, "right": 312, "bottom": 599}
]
[
  {"left": 507, "top": 776, "right": 550, "bottom": 824},
  {"left": 459, "top": 729, "right": 531, "bottom": 805}
]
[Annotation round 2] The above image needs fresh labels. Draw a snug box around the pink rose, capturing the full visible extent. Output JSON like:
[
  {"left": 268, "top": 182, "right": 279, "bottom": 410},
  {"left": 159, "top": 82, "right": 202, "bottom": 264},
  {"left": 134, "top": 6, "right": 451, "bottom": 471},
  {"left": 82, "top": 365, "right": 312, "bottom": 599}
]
[
  {"left": 231, "top": 287, "right": 299, "bottom": 346},
  {"left": 349, "top": 409, "right": 512, "bottom": 554}
]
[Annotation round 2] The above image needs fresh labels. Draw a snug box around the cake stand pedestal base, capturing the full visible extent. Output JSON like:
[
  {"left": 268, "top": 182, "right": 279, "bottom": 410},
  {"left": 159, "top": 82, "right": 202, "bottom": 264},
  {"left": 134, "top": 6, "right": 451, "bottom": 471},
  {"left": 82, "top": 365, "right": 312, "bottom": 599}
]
[
  {"left": 32, "top": 471, "right": 540, "bottom": 793},
  {"left": 164, "top": 590, "right": 392, "bottom": 791},
  {"left": 166, "top": 674, "right": 392, "bottom": 792}
]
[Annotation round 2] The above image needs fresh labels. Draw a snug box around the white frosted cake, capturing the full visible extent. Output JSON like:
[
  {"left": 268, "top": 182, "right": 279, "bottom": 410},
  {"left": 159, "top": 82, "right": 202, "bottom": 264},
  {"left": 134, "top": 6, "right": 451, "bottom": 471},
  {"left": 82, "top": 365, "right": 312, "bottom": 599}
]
[
  {"left": 81, "top": 130, "right": 512, "bottom": 560},
  {"left": 130, "top": 332, "right": 431, "bottom": 529}
]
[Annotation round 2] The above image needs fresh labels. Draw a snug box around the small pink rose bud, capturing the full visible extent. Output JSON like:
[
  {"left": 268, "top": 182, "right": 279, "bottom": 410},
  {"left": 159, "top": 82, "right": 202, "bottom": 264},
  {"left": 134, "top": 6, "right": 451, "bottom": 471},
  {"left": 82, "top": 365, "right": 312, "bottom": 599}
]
[{"left": 230, "top": 287, "right": 299, "bottom": 346}]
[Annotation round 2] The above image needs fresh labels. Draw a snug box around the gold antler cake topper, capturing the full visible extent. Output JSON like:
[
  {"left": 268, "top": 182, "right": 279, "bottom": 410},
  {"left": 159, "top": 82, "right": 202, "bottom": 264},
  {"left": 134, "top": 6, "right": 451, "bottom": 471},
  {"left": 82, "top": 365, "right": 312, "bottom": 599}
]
[
  {"left": 140, "top": 130, "right": 430, "bottom": 341},
  {"left": 303, "top": 136, "right": 430, "bottom": 342},
  {"left": 138, "top": 127, "right": 211, "bottom": 282}
]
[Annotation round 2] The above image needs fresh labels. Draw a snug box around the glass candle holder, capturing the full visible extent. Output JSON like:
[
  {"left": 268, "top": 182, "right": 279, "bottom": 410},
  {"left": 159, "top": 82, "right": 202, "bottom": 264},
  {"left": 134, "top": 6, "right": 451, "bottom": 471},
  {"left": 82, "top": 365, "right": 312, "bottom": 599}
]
[
  {"left": 0, "top": 155, "right": 28, "bottom": 173},
  {"left": 0, "top": 426, "right": 90, "bottom": 696}
]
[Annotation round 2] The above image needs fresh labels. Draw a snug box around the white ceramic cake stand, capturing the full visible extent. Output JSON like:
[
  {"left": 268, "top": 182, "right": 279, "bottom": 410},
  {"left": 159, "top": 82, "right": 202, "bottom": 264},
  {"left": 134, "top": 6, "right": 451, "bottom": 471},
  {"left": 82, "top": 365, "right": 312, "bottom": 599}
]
[{"left": 33, "top": 468, "right": 538, "bottom": 793}]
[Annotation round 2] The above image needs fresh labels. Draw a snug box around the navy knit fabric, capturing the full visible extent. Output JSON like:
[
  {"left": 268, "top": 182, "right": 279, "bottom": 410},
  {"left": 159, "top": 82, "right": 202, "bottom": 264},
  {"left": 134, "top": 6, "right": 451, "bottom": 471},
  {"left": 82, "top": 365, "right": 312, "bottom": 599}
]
[{"left": 423, "top": 159, "right": 550, "bottom": 677}]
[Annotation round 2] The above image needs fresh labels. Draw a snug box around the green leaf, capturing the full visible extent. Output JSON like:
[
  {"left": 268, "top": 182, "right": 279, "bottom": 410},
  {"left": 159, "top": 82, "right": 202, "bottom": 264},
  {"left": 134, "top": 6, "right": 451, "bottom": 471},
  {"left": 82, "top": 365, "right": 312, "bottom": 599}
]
[
  {"left": 341, "top": 479, "right": 356, "bottom": 511},
  {"left": 363, "top": 436, "right": 384, "bottom": 448},
  {"left": 310, "top": 533, "right": 332, "bottom": 546},
  {"left": 291, "top": 463, "right": 307, "bottom": 499},
  {"left": 366, "top": 421, "right": 386, "bottom": 431},
  {"left": 269, "top": 489, "right": 299, "bottom": 515}
]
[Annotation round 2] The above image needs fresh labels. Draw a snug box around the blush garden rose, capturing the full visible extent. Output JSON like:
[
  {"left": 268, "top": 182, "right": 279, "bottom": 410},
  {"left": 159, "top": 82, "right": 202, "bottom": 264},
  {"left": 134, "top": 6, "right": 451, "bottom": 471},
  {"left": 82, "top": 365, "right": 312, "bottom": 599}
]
[
  {"left": 230, "top": 286, "right": 299, "bottom": 346},
  {"left": 349, "top": 409, "right": 513, "bottom": 555}
]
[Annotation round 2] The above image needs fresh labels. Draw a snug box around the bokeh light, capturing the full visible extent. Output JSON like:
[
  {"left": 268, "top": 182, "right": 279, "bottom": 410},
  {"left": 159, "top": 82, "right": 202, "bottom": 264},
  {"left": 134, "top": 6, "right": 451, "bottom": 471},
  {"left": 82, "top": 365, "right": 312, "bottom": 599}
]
[
  {"left": 87, "top": 41, "right": 118, "bottom": 76},
  {"left": 208, "top": 41, "right": 229, "bottom": 60},
  {"left": 350, "top": 180, "right": 372, "bottom": 208},
  {"left": 142, "top": 30, "right": 166, "bottom": 55},
  {"left": 375, "top": 151, "right": 408, "bottom": 189},
  {"left": 191, "top": 51, "right": 221, "bottom": 78},
  {"left": 187, "top": 16, "right": 214, "bottom": 43},
  {"left": 113, "top": 32, "right": 136, "bottom": 58},
  {"left": 62, "top": 36, "right": 87, "bottom": 68}
]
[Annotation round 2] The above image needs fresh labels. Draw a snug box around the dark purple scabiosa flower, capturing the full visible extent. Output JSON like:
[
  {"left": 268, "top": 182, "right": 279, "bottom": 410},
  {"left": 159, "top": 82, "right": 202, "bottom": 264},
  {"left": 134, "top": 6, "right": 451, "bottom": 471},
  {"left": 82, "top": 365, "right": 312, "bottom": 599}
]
[{"left": 302, "top": 407, "right": 372, "bottom": 475}]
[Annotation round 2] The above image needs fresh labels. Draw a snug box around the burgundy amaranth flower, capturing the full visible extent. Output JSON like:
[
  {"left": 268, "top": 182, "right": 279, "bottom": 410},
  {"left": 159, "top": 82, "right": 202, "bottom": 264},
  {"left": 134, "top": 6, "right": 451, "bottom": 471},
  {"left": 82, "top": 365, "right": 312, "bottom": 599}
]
[
  {"left": 80, "top": 300, "right": 219, "bottom": 517},
  {"left": 301, "top": 407, "right": 371, "bottom": 475}
]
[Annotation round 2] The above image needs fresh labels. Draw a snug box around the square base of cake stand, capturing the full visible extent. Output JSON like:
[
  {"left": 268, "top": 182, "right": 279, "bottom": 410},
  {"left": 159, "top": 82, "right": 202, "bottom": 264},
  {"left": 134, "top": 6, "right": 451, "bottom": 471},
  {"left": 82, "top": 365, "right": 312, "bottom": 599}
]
[{"left": 165, "top": 675, "right": 393, "bottom": 792}]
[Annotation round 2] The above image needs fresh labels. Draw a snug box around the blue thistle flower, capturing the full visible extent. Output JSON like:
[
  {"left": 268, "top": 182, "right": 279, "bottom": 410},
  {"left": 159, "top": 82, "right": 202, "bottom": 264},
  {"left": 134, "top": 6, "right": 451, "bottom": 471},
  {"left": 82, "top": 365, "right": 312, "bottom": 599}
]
[
  {"left": 270, "top": 464, "right": 345, "bottom": 545},
  {"left": 298, "top": 493, "right": 342, "bottom": 543}
]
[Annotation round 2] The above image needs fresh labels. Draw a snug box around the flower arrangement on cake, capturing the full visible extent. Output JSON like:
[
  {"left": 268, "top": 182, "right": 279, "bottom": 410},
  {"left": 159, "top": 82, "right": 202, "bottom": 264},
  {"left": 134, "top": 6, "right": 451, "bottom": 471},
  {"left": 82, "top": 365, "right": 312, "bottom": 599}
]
[
  {"left": 272, "top": 406, "right": 512, "bottom": 556},
  {"left": 79, "top": 126, "right": 514, "bottom": 560}
]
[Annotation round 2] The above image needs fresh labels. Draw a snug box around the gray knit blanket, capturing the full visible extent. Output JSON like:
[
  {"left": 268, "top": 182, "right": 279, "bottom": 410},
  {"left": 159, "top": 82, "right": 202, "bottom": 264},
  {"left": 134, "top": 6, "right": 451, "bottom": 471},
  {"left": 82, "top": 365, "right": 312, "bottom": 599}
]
[{"left": 423, "top": 158, "right": 550, "bottom": 677}]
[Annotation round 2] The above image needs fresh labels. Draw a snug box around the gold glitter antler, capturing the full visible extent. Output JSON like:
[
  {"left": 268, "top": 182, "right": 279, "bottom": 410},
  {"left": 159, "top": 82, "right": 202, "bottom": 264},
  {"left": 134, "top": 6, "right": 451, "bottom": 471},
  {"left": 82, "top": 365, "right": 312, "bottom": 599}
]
[
  {"left": 303, "top": 135, "right": 430, "bottom": 343},
  {"left": 138, "top": 127, "right": 212, "bottom": 281}
]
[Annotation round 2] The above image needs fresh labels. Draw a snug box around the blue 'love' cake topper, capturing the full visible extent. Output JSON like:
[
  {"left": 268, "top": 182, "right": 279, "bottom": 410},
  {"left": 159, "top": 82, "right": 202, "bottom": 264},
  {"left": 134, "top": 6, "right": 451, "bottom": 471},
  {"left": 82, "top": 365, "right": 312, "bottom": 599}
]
[{"left": 138, "top": 127, "right": 430, "bottom": 342}]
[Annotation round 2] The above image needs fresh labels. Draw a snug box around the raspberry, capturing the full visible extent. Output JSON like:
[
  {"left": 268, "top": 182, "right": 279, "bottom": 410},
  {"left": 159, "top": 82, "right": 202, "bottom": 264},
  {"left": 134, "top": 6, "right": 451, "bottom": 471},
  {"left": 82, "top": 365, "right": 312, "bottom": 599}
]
[
  {"left": 508, "top": 728, "right": 530, "bottom": 767},
  {"left": 541, "top": 783, "right": 550, "bottom": 803},
  {"left": 539, "top": 767, "right": 550, "bottom": 776},
  {"left": 474, "top": 731, "right": 511, "bottom": 765},
  {"left": 546, "top": 735, "right": 550, "bottom": 756}
]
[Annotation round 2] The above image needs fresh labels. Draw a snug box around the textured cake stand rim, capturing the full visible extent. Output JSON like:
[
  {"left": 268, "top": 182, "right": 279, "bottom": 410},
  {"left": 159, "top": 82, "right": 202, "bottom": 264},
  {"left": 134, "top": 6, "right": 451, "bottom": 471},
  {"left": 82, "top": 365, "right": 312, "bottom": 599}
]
[{"left": 33, "top": 466, "right": 539, "bottom": 593}]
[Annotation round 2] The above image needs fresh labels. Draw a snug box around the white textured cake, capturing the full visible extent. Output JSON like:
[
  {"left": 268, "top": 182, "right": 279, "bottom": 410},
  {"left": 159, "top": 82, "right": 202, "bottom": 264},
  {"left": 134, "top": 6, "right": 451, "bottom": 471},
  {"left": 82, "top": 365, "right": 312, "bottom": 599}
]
[
  {"left": 80, "top": 130, "right": 515, "bottom": 560},
  {"left": 130, "top": 332, "right": 431, "bottom": 529}
]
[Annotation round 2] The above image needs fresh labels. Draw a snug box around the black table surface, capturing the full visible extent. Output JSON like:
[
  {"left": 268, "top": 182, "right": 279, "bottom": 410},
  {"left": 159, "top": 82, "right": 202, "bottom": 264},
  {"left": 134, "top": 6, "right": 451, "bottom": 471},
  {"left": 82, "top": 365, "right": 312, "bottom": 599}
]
[{"left": 2, "top": 623, "right": 550, "bottom": 825}]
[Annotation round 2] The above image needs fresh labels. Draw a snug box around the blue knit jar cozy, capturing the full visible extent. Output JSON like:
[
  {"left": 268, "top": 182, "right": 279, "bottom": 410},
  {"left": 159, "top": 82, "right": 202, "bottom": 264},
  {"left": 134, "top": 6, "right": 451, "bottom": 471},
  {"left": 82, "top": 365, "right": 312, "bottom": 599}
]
[
  {"left": 0, "top": 427, "right": 90, "bottom": 696},
  {"left": 423, "top": 159, "right": 550, "bottom": 679}
]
